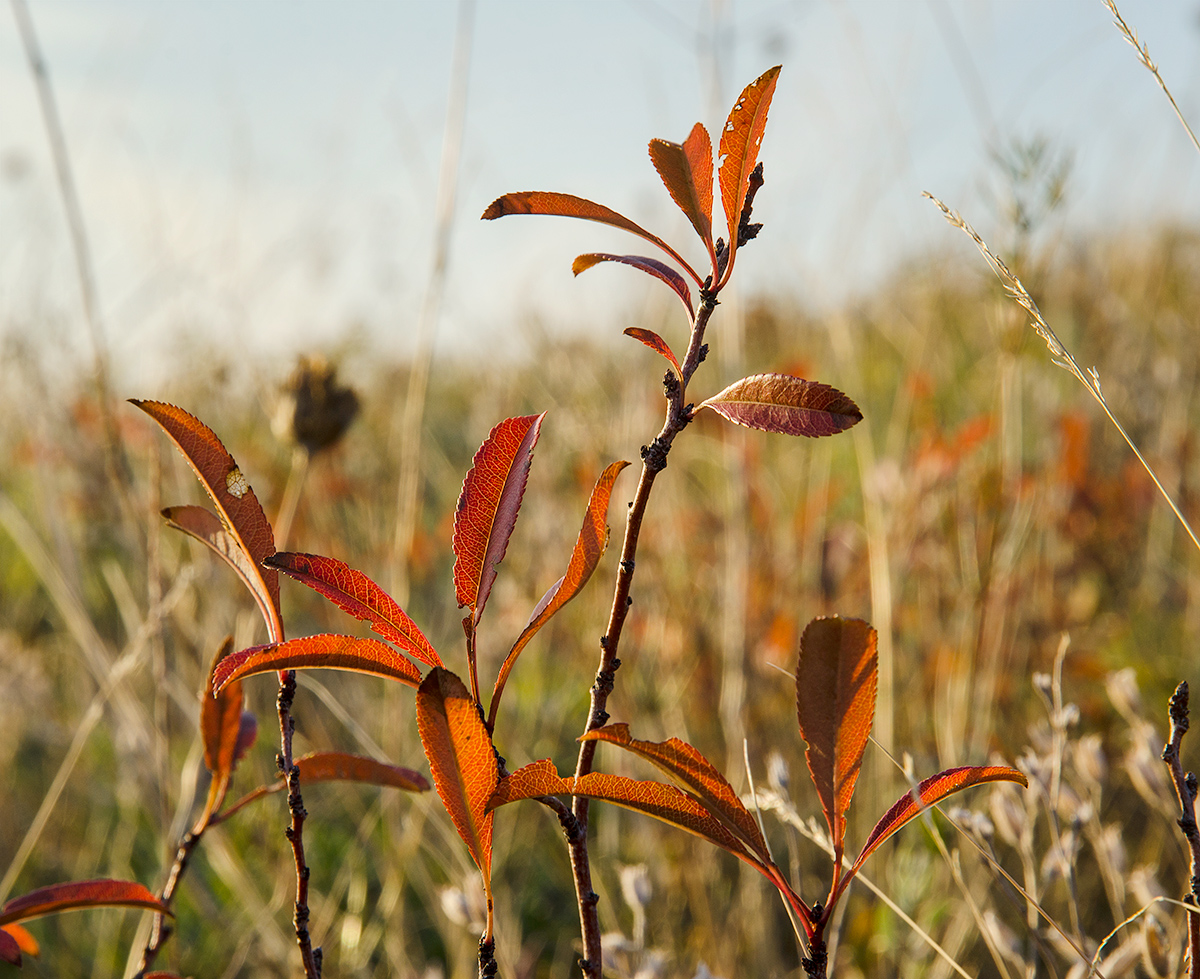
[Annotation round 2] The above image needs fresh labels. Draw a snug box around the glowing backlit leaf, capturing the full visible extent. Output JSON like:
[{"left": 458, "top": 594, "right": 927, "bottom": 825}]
[
  {"left": 717, "top": 66, "right": 780, "bottom": 280},
  {"left": 649, "top": 122, "right": 714, "bottom": 248},
  {"left": 132, "top": 401, "right": 282, "bottom": 642},
  {"left": 198, "top": 637, "right": 245, "bottom": 828},
  {"left": 453, "top": 414, "right": 544, "bottom": 626},
  {"left": 581, "top": 723, "right": 770, "bottom": 864},
  {"left": 266, "top": 551, "right": 442, "bottom": 667},
  {"left": 796, "top": 617, "right": 877, "bottom": 863},
  {"left": 698, "top": 374, "right": 862, "bottom": 437},
  {"left": 214, "top": 634, "right": 422, "bottom": 692},
  {"left": 623, "top": 328, "right": 682, "bottom": 378},
  {"left": 417, "top": 668, "right": 498, "bottom": 938}
]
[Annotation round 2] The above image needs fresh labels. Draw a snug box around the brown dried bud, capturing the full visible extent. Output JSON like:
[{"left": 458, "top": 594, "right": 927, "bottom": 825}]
[{"left": 277, "top": 355, "right": 359, "bottom": 454}]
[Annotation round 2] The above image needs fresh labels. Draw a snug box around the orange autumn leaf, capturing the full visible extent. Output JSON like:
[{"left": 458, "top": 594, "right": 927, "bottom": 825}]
[
  {"left": 417, "top": 668, "right": 498, "bottom": 938},
  {"left": 197, "top": 637, "right": 246, "bottom": 828},
  {"left": 453, "top": 414, "right": 544, "bottom": 627},
  {"left": 796, "top": 617, "right": 877, "bottom": 865},
  {"left": 649, "top": 122, "right": 714, "bottom": 250},
  {"left": 489, "top": 461, "right": 629, "bottom": 728},
  {"left": 573, "top": 253, "right": 694, "bottom": 318},
  {"left": 266, "top": 551, "right": 442, "bottom": 667},
  {"left": 132, "top": 401, "right": 282, "bottom": 642},
  {"left": 482, "top": 191, "right": 702, "bottom": 288},
  {"left": 717, "top": 66, "right": 780, "bottom": 283},
  {"left": 214, "top": 634, "right": 422, "bottom": 692},
  {"left": 623, "top": 328, "right": 682, "bottom": 379},
  {"left": 697, "top": 374, "right": 862, "bottom": 438}
]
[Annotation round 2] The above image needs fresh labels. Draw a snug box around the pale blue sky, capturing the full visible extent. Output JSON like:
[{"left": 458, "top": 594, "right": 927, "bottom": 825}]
[{"left": 2, "top": 1, "right": 1199, "bottom": 386}]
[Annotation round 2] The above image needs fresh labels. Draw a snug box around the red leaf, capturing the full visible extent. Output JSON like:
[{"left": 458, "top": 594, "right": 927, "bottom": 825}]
[
  {"left": 453, "top": 414, "right": 544, "bottom": 627},
  {"left": 698, "top": 373, "right": 862, "bottom": 437},
  {"left": 481, "top": 191, "right": 702, "bottom": 288},
  {"left": 580, "top": 723, "right": 771, "bottom": 865},
  {"left": 0, "top": 926, "right": 25, "bottom": 965},
  {"left": 417, "top": 668, "right": 498, "bottom": 938},
  {"left": 266, "top": 552, "right": 442, "bottom": 668},
  {"left": 214, "top": 634, "right": 422, "bottom": 691},
  {"left": 840, "top": 765, "right": 1029, "bottom": 901},
  {"left": 0, "top": 880, "right": 168, "bottom": 927},
  {"left": 795, "top": 617, "right": 877, "bottom": 864},
  {"left": 197, "top": 637, "right": 245, "bottom": 828},
  {"left": 132, "top": 401, "right": 282, "bottom": 642},
  {"left": 573, "top": 253, "right": 694, "bottom": 318},
  {"left": 623, "top": 328, "right": 682, "bottom": 378},
  {"left": 649, "top": 123, "right": 714, "bottom": 250},
  {"left": 489, "top": 461, "right": 628, "bottom": 727},
  {"left": 717, "top": 66, "right": 780, "bottom": 283}
]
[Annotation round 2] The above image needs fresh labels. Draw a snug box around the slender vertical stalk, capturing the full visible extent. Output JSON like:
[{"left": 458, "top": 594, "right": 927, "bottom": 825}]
[
  {"left": 566, "top": 293, "right": 718, "bottom": 978},
  {"left": 278, "top": 670, "right": 321, "bottom": 977},
  {"left": 1162, "top": 681, "right": 1200, "bottom": 979}
]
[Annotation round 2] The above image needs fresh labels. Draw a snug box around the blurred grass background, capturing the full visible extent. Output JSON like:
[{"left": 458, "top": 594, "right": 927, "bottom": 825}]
[{"left": 4, "top": 210, "right": 1200, "bottom": 977}]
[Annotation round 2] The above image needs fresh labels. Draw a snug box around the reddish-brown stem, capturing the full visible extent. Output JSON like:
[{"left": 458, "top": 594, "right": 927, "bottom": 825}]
[
  {"left": 565, "top": 293, "right": 718, "bottom": 979},
  {"left": 1163, "top": 681, "right": 1200, "bottom": 979},
  {"left": 133, "top": 828, "right": 203, "bottom": 977},
  {"left": 278, "top": 669, "right": 321, "bottom": 978}
]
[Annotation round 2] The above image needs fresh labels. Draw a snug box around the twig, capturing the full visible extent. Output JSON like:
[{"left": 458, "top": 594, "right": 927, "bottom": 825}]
[
  {"left": 278, "top": 670, "right": 321, "bottom": 977},
  {"left": 1162, "top": 681, "right": 1200, "bottom": 979}
]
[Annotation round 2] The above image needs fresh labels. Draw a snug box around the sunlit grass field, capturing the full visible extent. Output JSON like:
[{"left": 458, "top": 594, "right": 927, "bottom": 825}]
[{"left": 3, "top": 225, "right": 1200, "bottom": 977}]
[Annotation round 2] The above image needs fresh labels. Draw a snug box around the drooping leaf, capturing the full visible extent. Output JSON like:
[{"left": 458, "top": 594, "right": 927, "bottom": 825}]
[
  {"left": 580, "top": 723, "right": 771, "bottom": 864},
  {"left": 489, "top": 461, "right": 628, "bottom": 727},
  {"left": 481, "top": 191, "right": 702, "bottom": 287},
  {"left": 453, "top": 414, "right": 544, "bottom": 627},
  {"left": 717, "top": 66, "right": 781, "bottom": 281},
  {"left": 623, "top": 328, "right": 682, "bottom": 378},
  {"left": 266, "top": 552, "right": 442, "bottom": 667},
  {"left": 649, "top": 122, "right": 714, "bottom": 249},
  {"left": 697, "top": 373, "right": 862, "bottom": 437},
  {"left": 214, "top": 634, "right": 422, "bottom": 692},
  {"left": 197, "top": 637, "right": 245, "bottom": 828},
  {"left": 0, "top": 880, "right": 168, "bottom": 927},
  {"left": 842, "top": 765, "right": 1029, "bottom": 897},
  {"left": 417, "top": 668, "right": 498, "bottom": 938},
  {"left": 132, "top": 401, "right": 282, "bottom": 642},
  {"left": 795, "top": 617, "right": 877, "bottom": 864},
  {"left": 162, "top": 505, "right": 280, "bottom": 638},
  {"left": 573, "top": 253, "right": 694, "bottom": 318}
]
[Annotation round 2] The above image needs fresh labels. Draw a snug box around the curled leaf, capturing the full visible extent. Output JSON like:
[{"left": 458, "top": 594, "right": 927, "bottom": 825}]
[
  {"left": 574, "top": 253, "right": 694, "bottom": 318},
  {"left": 266, "top": 552, "right": 442, "bottom": 667},
  {"left": 197, "top": 637, "right": 246, "bottom": 828},
  {"left": 453, "top": 414, "right": 544, "bottom": 627},
  {"left": 294, "top": 751, "right": 429, "bottom": 792},
  {"left": 796, "top": 617, "right": 877, "bottom": 864},
  {"left": 698, "top": 373, "right": 862, "bottom": 437},
  {"left": 649, "top": 122, "right": 714, "bottom": 249},
  {"left": 623, "top": 328, "right": 682, "bottom": 379},
  {"left": 482, "top": 191, "right": 702, "bottom": 287},
  {"left": 132, "top": 401, "right": 282, "bottom": 642},
  {"left": 214, "top": 634, "right": 422, "bottom": 692},
  {"left": 489, "top": 461, "right": 628, "bottom": 727},
  {"left": 717, "top": 66, "right": 781, "bottom": 283},
  {"left": 0, "top": 880, "right": 168, "bottom": 927}
]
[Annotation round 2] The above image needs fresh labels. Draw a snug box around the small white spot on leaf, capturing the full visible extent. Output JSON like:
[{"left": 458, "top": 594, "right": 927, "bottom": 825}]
[{"left": 226, "top": 468, "right": 249, "bottom": 499}]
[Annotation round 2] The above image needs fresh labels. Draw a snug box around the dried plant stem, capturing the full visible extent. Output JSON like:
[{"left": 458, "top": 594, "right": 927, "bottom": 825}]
[
  {"left": 925, "top": 193, "right": 1200, "bottom": 556},
  {"left": 278, "top": 670, "right": 321, "bottom": 978},
  {"left": 1163, "top": 682, "right": 1200, "bottom": 979},
  {"left": 565, "top": 293, "right": 718, "bottom": 979},
  {"left": 134, "top": 828, "right": 203, "bottom": 976},
  {"left": 1102, "top": 0, "right": 1200, "bottom": 158}
]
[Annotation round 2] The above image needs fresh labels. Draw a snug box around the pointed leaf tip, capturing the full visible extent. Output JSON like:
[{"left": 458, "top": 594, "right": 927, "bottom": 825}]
[
  {"left": 623, "top": 328, "right": 682, "bottom": 378},
  {"left": 214, "top": 634, "right": 423, "bottom": 691},
  {"left": 266, "top": 551, "right": 442, "bottom": 667},
  {"left": 574, "top": 254, "right": 694, "bottom": 317},
  {"left": 698, "top": 373, "right": 862, "bottom": 437},
  {"left": 649, "top": 122, "right": 714, "bottom": 248},
  {"left": 453, "top": 414, "right": 544, "bottom": 626}
]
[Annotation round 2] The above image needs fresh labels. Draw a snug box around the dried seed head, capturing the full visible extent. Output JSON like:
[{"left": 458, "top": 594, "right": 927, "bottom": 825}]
[
  {"left": 1106, "top": 667, "right": 1143, "bottom": 721},
  {"left": 276, "top": 354, "right": 360, "bottom": 454},
  {"left": 1073, "top": 733, "right": 1108, "bottom": 785}
]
